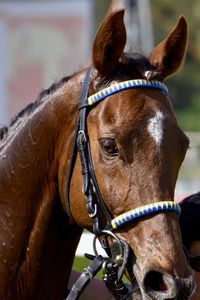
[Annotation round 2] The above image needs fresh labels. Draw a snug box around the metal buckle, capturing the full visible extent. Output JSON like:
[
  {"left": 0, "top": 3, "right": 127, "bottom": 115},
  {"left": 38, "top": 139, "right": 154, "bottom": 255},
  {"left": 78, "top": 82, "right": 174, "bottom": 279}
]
[
  {"left": 93, "top": 230, "right": 124, "bottom": 266},
  {"left": 78, "top": 130, "right": 87, "bottom": 143}
]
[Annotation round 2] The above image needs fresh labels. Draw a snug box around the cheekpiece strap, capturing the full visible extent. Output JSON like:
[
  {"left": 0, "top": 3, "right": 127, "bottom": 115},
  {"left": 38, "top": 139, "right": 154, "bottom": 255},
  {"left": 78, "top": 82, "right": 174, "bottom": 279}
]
[
  {"left": 111, "top": 201, "right": 181, "bottom": 230},
  {"left": 80, "top": 79, "right": 168, "bottom": 108}
]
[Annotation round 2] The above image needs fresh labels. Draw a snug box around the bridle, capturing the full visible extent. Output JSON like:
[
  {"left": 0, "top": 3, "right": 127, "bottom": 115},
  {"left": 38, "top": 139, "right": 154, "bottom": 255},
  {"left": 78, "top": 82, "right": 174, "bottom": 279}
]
[
  {"left": 65, "top": 67, "right": 181, "bottom": 299},
  {"left": 66, "top": 67, "right": 180, "bottom": 231}
]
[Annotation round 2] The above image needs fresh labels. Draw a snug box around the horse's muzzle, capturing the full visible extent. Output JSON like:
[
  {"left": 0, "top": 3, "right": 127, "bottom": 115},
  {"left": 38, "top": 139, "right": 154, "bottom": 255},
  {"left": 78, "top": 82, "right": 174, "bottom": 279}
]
[{"left": 141, "top": 269, "right": 195, "bottom": 299}]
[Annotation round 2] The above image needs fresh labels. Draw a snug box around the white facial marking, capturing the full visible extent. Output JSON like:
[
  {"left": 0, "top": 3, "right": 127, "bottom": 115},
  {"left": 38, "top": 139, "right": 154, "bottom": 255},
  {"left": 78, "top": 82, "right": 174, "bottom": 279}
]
[{"left": 147, "top": 111, "right": 165, "bottom": 145}]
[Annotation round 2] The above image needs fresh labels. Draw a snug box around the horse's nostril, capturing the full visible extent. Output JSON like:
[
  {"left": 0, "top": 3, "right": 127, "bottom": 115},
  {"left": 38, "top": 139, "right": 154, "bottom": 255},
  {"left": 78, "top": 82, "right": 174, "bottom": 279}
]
[
  {"left": 143, "top": 271, "right": 195, "bottom": 299},
  {"left": 143, "top": 270, "right": 168, "bottom": 293}
]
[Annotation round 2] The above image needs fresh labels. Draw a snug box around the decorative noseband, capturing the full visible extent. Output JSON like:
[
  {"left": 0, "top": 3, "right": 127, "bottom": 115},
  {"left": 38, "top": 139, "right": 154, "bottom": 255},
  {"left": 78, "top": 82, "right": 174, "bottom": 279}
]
[
  {"left": 80, "top": 79, "right": 169, "bottom": 108},
  {"left": 111, "top": 201, "right": 181, "bottom": 230}
]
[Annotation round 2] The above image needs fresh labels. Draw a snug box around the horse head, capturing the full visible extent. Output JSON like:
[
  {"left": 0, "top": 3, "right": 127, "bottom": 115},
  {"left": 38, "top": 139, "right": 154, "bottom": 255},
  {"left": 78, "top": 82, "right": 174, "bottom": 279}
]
[
  {"left": 67, "top": 6, "right": 195, "bottom": 300},
  {"left": 0, "top": 2, "right": 196, "bottom": 299}
]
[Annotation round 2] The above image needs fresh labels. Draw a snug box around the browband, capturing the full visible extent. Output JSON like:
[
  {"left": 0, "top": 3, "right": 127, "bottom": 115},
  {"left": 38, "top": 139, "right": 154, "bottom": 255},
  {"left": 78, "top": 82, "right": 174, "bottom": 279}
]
[{"left": 80, "top": 79, "right": 169, "bottom": 108}]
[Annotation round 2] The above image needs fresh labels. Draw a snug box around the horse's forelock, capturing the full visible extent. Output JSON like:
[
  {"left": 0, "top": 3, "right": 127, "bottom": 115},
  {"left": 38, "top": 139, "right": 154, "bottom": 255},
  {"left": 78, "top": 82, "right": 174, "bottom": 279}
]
[{"left": 96, "top": 52, "right": 156, "bottom": 89}]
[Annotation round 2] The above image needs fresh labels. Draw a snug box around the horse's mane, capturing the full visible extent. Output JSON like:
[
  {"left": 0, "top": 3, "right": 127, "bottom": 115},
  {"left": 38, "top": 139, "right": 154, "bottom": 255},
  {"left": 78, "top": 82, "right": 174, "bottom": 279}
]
[
  {"left": 0, "top": 74, "right": 73, "bottom": 143},
  {"left": 0, "top": 52, "right": 155, "bottom": 145},
  {"left": 0, "top": 126, "right": 8, "bottom": 140}
]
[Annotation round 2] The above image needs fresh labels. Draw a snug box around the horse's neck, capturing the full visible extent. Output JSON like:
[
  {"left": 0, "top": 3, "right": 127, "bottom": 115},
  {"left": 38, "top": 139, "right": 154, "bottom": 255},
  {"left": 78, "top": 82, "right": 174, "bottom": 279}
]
[
  {"left": 0, "top": 79, "right": 82, "bottom": 299},
  {"left": 14, "top": 209, "right": 82, "bottom": 299},
  {"left": 0, "top": 93, "right": 73, "bottom": 220}
]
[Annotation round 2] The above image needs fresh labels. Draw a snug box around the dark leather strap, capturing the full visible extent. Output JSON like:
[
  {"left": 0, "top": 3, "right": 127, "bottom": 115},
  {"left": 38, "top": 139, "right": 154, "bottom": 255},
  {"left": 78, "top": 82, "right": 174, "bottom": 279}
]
[
  {"left": 77, "top": 67, "right": 113, "bottom": 233},
  {"left": 65, "top": 67, "right": 93, "bottom": 221},
  {"left": 66, "top": 255, "right": 104, "bottom": 300}
]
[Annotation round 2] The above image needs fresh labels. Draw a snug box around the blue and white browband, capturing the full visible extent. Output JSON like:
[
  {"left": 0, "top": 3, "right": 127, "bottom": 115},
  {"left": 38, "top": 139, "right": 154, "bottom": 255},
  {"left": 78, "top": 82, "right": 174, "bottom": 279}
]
[
  {"left": 80, "top": 79, "right": 169, "bottom": 108},
  {"left": 111, "top": 201, "right": 181, "bottom": 230}
]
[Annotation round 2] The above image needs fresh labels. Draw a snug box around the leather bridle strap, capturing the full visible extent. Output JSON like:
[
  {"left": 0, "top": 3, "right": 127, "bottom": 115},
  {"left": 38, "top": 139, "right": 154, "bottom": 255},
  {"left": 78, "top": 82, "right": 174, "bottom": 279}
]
[
  {"left": 77, "top": 67, "right": 113, "bottom": 233},
  {"left": 66, "top": 66, "right": 112, "bottom": 232},
  {"left": 65, "top": 67, "right": 93, "bottom": 222}
]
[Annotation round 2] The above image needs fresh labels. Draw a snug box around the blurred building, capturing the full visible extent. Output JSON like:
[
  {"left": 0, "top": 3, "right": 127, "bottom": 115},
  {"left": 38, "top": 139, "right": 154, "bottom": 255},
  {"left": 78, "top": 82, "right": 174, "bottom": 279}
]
[
  {"left": 0, "top": 0, "right": 93, "bottom": 123},
  {"left": 0, "top": 0, "right": 154, "bottom": 124}
]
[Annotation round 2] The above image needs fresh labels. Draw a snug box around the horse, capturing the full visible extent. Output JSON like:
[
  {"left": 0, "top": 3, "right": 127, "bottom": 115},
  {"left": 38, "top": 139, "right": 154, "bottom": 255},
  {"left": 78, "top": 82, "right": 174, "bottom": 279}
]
[{"left": 0, "top": 1, "right": 196, "bottom": 299}]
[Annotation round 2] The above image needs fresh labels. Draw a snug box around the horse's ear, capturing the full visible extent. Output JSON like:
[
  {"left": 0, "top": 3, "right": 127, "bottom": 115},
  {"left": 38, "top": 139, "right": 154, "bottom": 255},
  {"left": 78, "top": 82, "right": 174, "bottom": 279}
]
[
  {"left": 149, "top": 16, "right": 188, "bottom": 80},
  {"left": 92, "top": 9, "right": 126, "bottom": 77}
]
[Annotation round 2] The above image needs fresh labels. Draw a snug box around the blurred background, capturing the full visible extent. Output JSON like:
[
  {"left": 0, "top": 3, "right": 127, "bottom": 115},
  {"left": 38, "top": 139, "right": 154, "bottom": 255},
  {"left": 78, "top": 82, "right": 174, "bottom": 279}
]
[{"left": 0, "top": 0, "right": 199, "bottom": 257}]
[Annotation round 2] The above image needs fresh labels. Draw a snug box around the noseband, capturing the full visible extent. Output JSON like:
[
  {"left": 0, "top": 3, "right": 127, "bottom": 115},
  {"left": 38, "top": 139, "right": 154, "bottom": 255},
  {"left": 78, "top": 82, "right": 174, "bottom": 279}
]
[{"left": 65, "top": 67, "right": 181, "bottom": 299}]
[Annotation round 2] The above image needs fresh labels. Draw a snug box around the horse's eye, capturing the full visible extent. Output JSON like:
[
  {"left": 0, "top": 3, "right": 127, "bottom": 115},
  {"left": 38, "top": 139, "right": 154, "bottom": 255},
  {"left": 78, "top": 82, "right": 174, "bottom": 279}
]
[{"left": 99, "top": 139, "right": 119, "bottom": 157}]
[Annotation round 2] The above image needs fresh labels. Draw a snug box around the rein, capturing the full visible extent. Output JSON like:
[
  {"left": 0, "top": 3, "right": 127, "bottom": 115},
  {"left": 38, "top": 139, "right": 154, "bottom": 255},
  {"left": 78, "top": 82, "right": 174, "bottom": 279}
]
[{"left": 65, "top": 67, "right": 181, "bottom": 299}]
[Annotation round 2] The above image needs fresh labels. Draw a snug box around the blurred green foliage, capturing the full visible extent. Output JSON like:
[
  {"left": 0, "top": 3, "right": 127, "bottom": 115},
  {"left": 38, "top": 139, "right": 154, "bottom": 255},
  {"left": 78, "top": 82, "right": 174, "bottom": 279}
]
[
  {"left": 73, "top": 256, "right": 103, "bottom": 279},
  {"left": 151, "top": 0, "right": 200, "bottom": 131},
  {"left": 73, "top": 256, "right": 129, "bottom": 282},
  {"left": 94, "top": 0, "right": 109, "bottom": 29}
]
